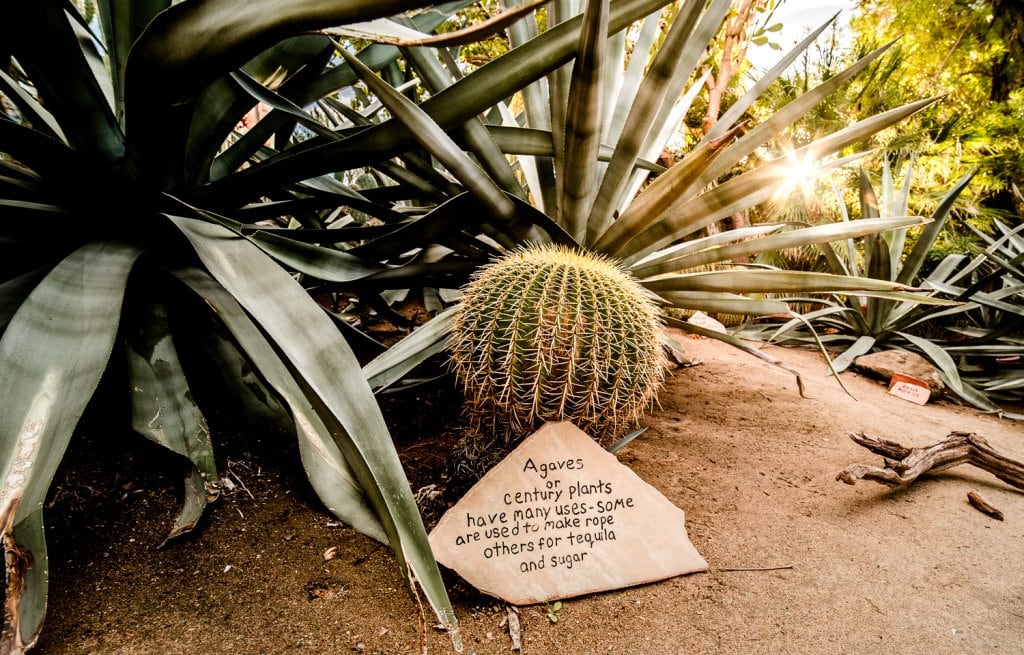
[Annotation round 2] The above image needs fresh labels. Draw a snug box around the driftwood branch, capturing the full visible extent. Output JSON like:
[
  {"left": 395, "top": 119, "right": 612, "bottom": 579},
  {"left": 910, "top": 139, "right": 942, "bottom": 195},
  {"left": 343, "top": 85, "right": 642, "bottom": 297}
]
[{"left": 837, "top": 431, "right": 1024, "bottom": 491}]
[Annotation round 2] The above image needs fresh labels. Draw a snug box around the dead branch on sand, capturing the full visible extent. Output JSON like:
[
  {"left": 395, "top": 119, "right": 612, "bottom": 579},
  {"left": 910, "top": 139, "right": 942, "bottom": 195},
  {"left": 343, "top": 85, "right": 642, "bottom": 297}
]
[{"left": 836, "top": 431, "right": 1024, "bottom": 491}]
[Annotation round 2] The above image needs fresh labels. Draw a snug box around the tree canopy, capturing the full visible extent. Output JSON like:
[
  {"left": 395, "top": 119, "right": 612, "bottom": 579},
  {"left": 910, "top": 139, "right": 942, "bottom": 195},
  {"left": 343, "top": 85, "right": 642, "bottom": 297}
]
[{"left": 850, "top": 0, "right": 1024, "bottom": 217}]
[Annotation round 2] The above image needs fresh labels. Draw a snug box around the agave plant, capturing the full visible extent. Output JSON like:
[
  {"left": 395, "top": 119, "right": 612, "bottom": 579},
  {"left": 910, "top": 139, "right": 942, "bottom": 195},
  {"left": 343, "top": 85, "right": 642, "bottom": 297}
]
[
  {"left": 0, "top": 1, "right": 484, "bottom": 652},
  {"left": 734, "top": 161, "right": 1023, "bottom": 416},
  {"left": 927, "top": 216, "right": 1024, "bottom": 418},
  {"left": 735, "top": 160, "right": 974, "bottom": 363},
  {"left": 319, "top": 1, "right": 944, "bottom": 399}
]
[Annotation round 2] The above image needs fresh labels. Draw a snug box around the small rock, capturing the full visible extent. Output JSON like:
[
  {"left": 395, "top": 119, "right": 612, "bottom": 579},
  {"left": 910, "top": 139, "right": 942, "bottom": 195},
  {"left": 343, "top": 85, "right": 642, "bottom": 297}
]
[
  {"left": 687, "top": 311, "right": 728, "bottom": 334},
  {"left": 853, "top": 350, "right": 945, "bottom": 394}
]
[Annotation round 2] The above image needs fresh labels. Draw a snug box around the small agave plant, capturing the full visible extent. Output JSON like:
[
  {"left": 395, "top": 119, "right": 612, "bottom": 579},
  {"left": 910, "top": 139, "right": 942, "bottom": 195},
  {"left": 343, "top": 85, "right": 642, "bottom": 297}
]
[{"left": 927, "top": 216, "right": 1024, "bottom": 418}]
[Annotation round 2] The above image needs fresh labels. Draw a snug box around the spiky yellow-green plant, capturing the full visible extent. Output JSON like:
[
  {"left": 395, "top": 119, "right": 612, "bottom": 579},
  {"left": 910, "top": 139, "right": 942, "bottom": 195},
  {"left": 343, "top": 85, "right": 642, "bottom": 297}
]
[{"left": 449, "top": 244, "right": 667, "bottom": 444}]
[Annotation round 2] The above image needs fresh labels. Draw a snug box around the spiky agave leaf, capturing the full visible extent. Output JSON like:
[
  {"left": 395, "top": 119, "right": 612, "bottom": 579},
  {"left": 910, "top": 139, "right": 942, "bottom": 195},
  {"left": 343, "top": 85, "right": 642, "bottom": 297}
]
[{"left": 0, "top": 242, "right": 143, "bottom": 653}]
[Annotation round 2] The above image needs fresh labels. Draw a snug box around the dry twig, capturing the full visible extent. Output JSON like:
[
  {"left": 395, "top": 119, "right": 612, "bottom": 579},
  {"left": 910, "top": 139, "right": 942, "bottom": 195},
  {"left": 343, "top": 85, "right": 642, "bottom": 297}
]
[
  {"left": 967, "top": 491, "right": 1005, "bottom": 521},
  {"left": 716, "top": 565, "right": 794, "bottom": 573},
  {"left": 837, "top": 431, "right": 1024, "bottom": 490},
  {"left": 505, "top": 605, "right": 522, "bottom": 652}
]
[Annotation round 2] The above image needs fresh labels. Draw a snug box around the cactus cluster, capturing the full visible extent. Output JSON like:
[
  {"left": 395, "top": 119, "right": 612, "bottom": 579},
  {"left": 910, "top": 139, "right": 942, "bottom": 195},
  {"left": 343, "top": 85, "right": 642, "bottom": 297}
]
[{"left": 449, "top": 244, "right": 667, "bottom": 445}]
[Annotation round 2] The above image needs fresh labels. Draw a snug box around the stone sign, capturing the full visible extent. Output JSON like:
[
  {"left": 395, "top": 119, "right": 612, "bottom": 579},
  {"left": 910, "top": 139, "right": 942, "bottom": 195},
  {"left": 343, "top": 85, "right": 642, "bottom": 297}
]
[
  {"left": 888, "top": 373, "right": 931, "bottom": 405},
  {"left": 428, "top": 422, "right": 707, "bottom": 605}
]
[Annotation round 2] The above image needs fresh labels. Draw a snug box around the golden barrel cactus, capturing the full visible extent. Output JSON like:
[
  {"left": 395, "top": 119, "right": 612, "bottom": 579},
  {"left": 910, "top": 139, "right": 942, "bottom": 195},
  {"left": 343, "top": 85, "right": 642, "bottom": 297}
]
[{"left": 449, "top": 244, "right": 666, "bottom": 443}]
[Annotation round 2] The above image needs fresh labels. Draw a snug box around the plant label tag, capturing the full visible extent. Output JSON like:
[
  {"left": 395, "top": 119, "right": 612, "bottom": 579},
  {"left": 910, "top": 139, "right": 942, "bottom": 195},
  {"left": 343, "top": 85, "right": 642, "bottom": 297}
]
[
  {"left": 888, "top": 374, "right": 931, "bottom": 406},
  {"left": 428, "top": 421, "right": 707, "bottom": 605}
]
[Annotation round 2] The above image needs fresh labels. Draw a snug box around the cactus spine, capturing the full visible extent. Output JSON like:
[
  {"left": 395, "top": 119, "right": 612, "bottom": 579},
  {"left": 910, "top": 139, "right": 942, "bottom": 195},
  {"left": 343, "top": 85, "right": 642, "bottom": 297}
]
[{"left": 449, "top": 244, "right": 666, "bottom": 443}]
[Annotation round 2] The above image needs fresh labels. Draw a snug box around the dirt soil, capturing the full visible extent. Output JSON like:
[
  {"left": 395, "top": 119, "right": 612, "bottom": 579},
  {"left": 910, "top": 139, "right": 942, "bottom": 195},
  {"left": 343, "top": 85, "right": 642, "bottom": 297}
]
[{"left": 32, "top": 334, "right": 1024, "bottom": 654}]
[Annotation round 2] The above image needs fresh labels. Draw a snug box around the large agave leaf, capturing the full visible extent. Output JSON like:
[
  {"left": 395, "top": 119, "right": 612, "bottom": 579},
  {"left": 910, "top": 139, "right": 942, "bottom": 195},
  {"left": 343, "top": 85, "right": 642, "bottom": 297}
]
[
  {"left": 546, "top": 0, "right": 578, "bottom": 207},
  {"left": 348, "top": 191, "right": 572, "bottom": 264},
  {"left": 633, "top": 217, "right": 929, "bottom": 277},
  {"left": 0, "top": 101, "right": 108, "bottom": 190},
  {"left": 401, "top": 43, "right": 526, "bottom": 200},
  {"left": 0, "top": 69, "right": 65, "bottom": 143},
  {"left": 336, "top": 46, "right": 520, "bottom": 229},
  {"left": 96, "top": 0, "right": 171, "bottom": 122},
  {"left": 209, "top": 4, "right": 473, "bottom": 182},
  {"left": 629, "top": 223, "right": 782, "bottom": 269},
  {"left": 335, "top": 0, "right": 549, "bottom": 46},
  {"left": 189, "top": 206, "right": 389, "bottom": 282},
  {"left": 654, "top": 292, "right": 790, "bottom": 316},
  {"left": 559, "top": 0, "right": 609, "bottom": 239},
  {"left": 617, "top": 70, "right": 710, "bottom": 209},
  {"left": 897, "top": 167, "right": 974, "bottom": 284},
  {"left": 829, "top": 334, "right": 877, "bottom": 373},
  {"left": 502, "top": 0, "right": 560, "bottom": 212},
  {"left": 363, "top": 307, "right": 458, "bottom": 390},
  {"left": 863, "top": 232, "right": 893, "bottom": 334},
  {"left": 0, "top": 242, "right": 142, "bottom": 653},
  {"left": 188, "top": 35, "right": 336, "bottom": 186},
  {"left": 642, "top": 270, "right": 929, "bottom": 295},
  {"left": 929, "top": 281, "right": 1024, "bottom": 319},
  {"left": 827, "top": 177, "right": 859, "bottom": 277},
  {"left": 587, "top": 0, "right": 730, "bottom": 239},
  {"left": 594, "top": 123, "right": 744, "bottom": 254},
  {"left": 347, "top": 194, "right": 502, "bottom": 261},
  {"left": 896, "top": 331, "right": 996, "bottom": 413},
  {"left": 744, "top": 303, "right": 859, "bottom": 344},
  {"left": 171, "top": 267, "right": 387, "bottom": 543},
  {"left": 884, "top": 159, "right": 914, "bottom": 268},
  {"left": 482, "top": 126, "right": 663, "bottom": 171},
  {"left": 947, "top": 250, "right": 1024, "bottom": 301},
  {"left": 229, "top": 69, "right": 341, "bottom": 141},
  {"left": 618, "top": 97, "right": 940, "bottom": 264},
  {"left": 605, "top": 10, "right": 660, "bottom": 147},
  {"left": 125, "top": 0, "right": 442, "bottom": 186},
  {"left": 981, "top": 251, "right": 1024, "bottom": 287},
  {"left": 128, "top": 0, "right": 439, "bottom": 109},
  {"left": 694, "top": 39, "right": 899, "bottom": 189},
  {"left": 125, "top": 293, "right": 219, "bottom": 544},
  {"left": 169, "top": 217, "right": 459, "bottom": 643},
  {"left": 300, "top": 1, "right": 476, "bottom": 101},
  {"left": 700, "top": 13, "right": 839, "bottom": 144},
  {"left": 946, "top": 223, "right": 1024, "bottom": 288}
]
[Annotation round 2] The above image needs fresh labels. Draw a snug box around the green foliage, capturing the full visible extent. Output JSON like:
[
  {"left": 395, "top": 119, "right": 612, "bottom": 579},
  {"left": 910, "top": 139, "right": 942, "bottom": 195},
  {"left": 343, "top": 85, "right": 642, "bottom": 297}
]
[
  {"left": 450, "top": 244, "right": 667, "bottom": 442},
  {"left": 436, "top": 0, "right": 512, "bottom": 66},
  {"left": 545, "top": 600, "right": 564, "bottom": 623},
  {"left": 846, "top": 0, "right": 1024, "bottom": 216}
]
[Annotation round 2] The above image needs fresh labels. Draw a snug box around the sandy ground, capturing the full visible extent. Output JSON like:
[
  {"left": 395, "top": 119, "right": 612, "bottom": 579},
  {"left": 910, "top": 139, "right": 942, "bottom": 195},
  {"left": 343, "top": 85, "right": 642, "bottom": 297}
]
[{"left": 30, "top": 334, "right": 1024, "bottom": 654}]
